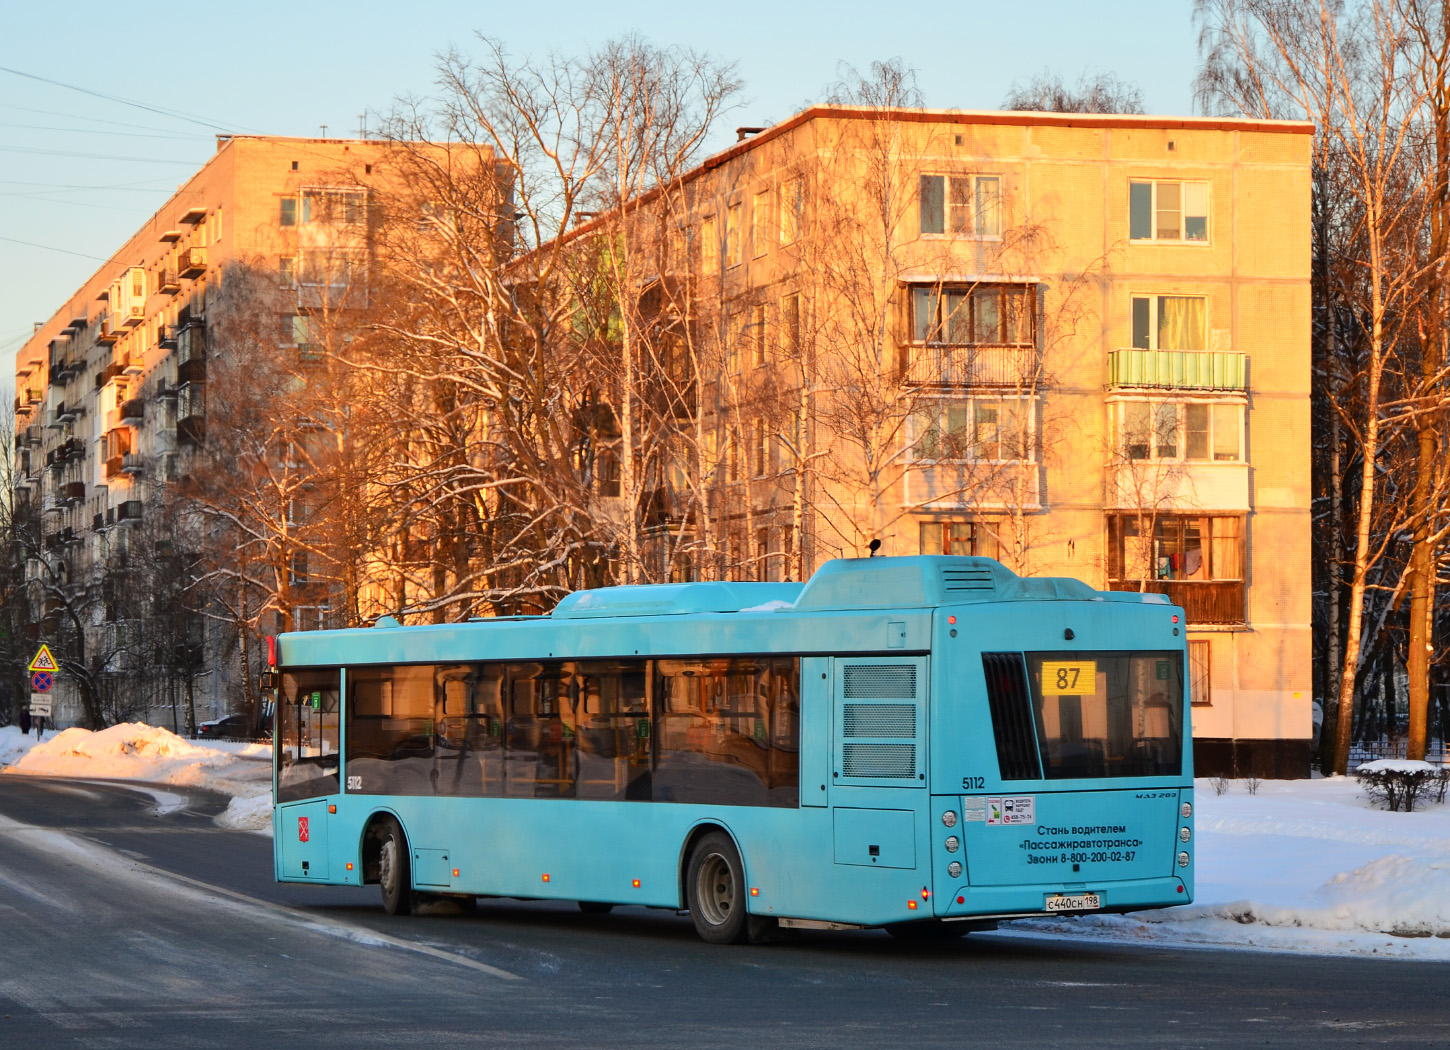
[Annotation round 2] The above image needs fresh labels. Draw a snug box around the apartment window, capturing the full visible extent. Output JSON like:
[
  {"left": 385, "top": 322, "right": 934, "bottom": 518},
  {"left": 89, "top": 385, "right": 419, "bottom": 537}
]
[
  {"left": 779, "top": 177, "right": 803, "bottom": 245},
  {"left": 751, "top": 304, "right": 768, "bottom": 367},
  {"left": 279, "top": 198, "right": 296, "bottom": 227},
  {"left": 294, "top": 605, "right": 332, "bottom": 631},
  {"left": 1131, "top": 295, "right": 1206, "bottom": 351},
  {"left": 278, "top": 257, "right": 296, "bottom": 287},
  {"left": 1189, "top": 639, "right": 1212, "bottom": 706},
  {"left": 752, "top": 419, "right": 769, "bottom": 477},
  {"left": 726, "top": 203, "right": 742, "bottom": 267},
  {"left": 752, "top": 189, "right": 770, "bottom": 257},
  {"left": 783, "top": 293, "right": 801, "bottom": 355},
  {"left": 911, "top": 284, "right": 1034, "bottom": 345},
  {"left": 1130, "top": 179, "right": 1209, "bottom": 242},
  {"left": 911, "top": 397, "right": 1033, "bottom": 462},
  {"left": 1114, "top": 400, "right": 1242, "bottom": 462},
  {"left": 920, "top": 174, "right": 1001, "bottom": 237},
  {"left": 1108, "top": 514, "right": 1243, "bottom": 585},
  {"left": 701, "top": 215, "right": 718, "bottom": 275},
  {"left": 919, "top": 520, "right": 1000, "bottom": 560}
]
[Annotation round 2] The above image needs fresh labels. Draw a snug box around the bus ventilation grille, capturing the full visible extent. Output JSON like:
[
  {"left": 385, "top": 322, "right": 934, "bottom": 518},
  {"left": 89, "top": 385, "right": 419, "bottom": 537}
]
[
  {"left": 842, "top": 742, "right": 917, "bottom": 779},
  {"left": 941, "top": 565, "right": 997, "bottom": 594},
  {"left": 843, "top": 664, "right": 916, "bottom": 699},
  {"left": 981, "top": 652, "right": 1044, "bottom": 780},
  {"left": 843, "top": 702, "right": 915, "bottom": 738}
]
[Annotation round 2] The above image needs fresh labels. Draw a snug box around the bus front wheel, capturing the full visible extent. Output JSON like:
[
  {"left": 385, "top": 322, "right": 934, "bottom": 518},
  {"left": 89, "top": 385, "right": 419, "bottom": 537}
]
[
  {"left": 686, "top": 832, "right": 749, "bottom": 944},
  {"left": 377, "top": 818, "right": 413, "bottom": 916}
]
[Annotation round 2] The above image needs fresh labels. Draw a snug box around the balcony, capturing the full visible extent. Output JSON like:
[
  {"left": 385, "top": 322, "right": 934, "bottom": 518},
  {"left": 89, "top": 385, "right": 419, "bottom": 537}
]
[
  {"left": 158, "top": 325, "right": 178, "bottom": 350},
  {"left": 96, "top": 315, "right": 121, "bottom": 345},
  {"left": 116, "top": 500, "right": 144, "bottom": 523},
  {"left": 177, "top": 246, "right": 207, "bottom": 278},
  {"left": 1107, "top": 460, "right": 1250, "bottom": 512},
  {"left": 157, "top": 270, "right": 181, "bottom": 295},
  {"left": 902, "top": 343, "right": 1039, "bottom": 389},
  {"left": 122, "top": 453, "right": 145, "bottom": 475},
  {"left": 120, "top": 397, "right": 145, "bottom": 422},
  {"left": 62, "top": 481, "right": 86, "bottom": 503},
  {"left": 1107, "top": 579, "right": 1245, "bottom": 626},
  {"left": 1107, "top": 349, "right": 1247, "bottom": 392},
  {"left": 177, "top": 324, "right": 206, "bottom": 383}
]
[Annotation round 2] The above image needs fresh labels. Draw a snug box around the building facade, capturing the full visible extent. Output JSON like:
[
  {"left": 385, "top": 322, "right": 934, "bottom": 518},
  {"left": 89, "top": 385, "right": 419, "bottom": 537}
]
[
  {"left": 12, "top": 135, "right": 395, "bottom": 731},
  {"left": 610, "top": 106, "right": 1312, "bottom": 776}
]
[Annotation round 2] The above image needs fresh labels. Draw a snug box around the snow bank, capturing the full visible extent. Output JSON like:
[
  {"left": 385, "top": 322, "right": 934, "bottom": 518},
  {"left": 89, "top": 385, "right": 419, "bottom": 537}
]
[
  {"left": 1, "top": 722, "right": 273, "bottom": 829},
  {"left": 1007, "top": 775, "right": 1450, "bottom": 959}
]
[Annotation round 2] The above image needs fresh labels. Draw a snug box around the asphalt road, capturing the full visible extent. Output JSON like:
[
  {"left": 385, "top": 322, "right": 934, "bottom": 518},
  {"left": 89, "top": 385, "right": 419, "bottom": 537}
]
[{"left": 0, "top": 775, "right": 1445, "bottom": 1049}]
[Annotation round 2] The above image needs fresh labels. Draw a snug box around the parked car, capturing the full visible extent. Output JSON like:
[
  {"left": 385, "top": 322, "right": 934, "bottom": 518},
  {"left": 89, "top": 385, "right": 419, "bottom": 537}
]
[{"left": 195, "top": 715, "right": 251, "bottom": 741}]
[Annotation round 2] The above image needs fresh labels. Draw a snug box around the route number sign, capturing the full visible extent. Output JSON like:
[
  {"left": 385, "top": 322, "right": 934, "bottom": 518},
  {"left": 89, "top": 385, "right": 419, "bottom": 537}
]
[{"left": 1040, "top": 660, "right": 1097, "bottom": 696}]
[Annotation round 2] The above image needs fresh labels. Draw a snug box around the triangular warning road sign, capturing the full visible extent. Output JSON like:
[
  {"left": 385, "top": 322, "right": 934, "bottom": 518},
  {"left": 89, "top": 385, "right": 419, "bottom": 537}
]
[{"left": 28, "top": 644, "right": 58, "bottom": 673}]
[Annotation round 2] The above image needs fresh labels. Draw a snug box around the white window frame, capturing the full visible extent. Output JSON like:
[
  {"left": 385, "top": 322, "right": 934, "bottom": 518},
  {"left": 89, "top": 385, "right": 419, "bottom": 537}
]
[
  {"left": 909, "top": 395, "right": 1037, "bottom": 464},
  {"left": 752, "top": 189, "right": 770, "bottom": 258},
  {"left": 725, "top": 202, "right": 742, "bottom": 267},
  {"left": 919, "top": 174, "right": 1002, "bottom": 239},
  {"left": 778, "top": 177, "right": 803, "bottom": 245},
  {"left": 1130, "top": 293, "right": 1208, "bottom": 351},
  {"left": 1129, "top": 178, "right": 1210, "bottom": 244},
  {"left": 1111, "top": 397, "right": 1244, "bottom": 463}
]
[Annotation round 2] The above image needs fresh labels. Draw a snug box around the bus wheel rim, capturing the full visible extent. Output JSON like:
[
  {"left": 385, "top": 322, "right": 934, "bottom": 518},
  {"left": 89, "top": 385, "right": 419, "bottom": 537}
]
[
  {"left": 380, "top": 838, "right": 397, "bottom": 892},
  {"left": 697, "top": 853, "right": 733, "bottom": 927}
]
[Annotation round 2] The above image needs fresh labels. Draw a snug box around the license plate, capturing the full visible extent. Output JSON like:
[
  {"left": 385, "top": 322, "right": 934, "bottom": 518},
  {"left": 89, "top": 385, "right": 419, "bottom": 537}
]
[{"left": 1044, "top": 892, "right": 1101, "bottom": 913}]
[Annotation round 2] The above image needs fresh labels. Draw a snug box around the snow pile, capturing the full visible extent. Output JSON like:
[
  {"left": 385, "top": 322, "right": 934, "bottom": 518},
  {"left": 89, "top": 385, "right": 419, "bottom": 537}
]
[
  {"left": 1357, "top": 758, "right": 1442, "bottom": 774},
  {"left": 1, "top": 722, "right": 272, "bottom": 806},
  {"left": 1009, "top": 775, "right": 1450, "bottom": 959},
  {"left": 216, "top": 791, "right": 274, "bottom": 832}
]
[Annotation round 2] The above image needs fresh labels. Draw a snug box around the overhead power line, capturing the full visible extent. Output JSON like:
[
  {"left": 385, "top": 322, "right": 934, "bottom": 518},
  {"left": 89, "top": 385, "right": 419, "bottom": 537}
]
[
  {"left": 0, "top": 64, "right": 244, "bottom": 134},
  {"left": 0, "top": 235, "right": 109, "bottom": 261}
]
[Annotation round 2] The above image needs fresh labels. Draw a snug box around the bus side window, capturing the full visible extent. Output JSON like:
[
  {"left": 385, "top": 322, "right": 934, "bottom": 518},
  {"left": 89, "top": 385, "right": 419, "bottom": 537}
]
[
  {"left": 575, "top": 660, "right": 652, "bottom": 802},
  {"left": 345, "top": 665, "right": 436, "bottom": 796},
  {"left": 504, "top": 663, "right": 578, "bottom": 800},
  {"left": 433, "top": 664, "right": 502, "bottom": 798}
]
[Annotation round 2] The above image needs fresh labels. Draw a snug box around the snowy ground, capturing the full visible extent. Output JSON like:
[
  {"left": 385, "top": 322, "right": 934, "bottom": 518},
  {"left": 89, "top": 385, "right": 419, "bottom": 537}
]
[{"left": 3, "top": 723, "right": 1449, "bottom": 959}]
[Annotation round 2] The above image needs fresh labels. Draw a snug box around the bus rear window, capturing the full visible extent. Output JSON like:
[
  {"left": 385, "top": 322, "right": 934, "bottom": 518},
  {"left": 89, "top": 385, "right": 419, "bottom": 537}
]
[{"left": 1025, "top": 651, "right": 1182, "bottom": 779}]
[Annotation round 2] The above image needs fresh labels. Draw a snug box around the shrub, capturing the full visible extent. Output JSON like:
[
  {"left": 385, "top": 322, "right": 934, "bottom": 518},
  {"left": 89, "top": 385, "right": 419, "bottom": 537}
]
[{"left": 1354, "top": 760, "right": 1450, "bottom": 812}]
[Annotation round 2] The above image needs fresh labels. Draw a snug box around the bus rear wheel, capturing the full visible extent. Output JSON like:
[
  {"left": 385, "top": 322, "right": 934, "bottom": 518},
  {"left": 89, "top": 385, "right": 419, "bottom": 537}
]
[
  {"left": 377, "top": 818, "right": 413, "bottom": 916},
  {"left": 686, "top": 832, "right": 749, "bottom": 944},
  {"left": 578, "top": 901, "right": 615, "bottom": 915}
]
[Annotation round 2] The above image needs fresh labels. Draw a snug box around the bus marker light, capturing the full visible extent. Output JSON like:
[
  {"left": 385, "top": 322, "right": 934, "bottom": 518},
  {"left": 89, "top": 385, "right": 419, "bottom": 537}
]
[
  {"left": 1172, "top": 615, "right": 1179, "bottom": 623},
  {"left": 1177, "top": 885, "right": 1184, "bottom": 894},
  {"left": 750, "top": 887, "right": 759, "bottom": 896},
  {"left": 921, "top": 888, "right": 930, "bottom": 900},
  {"left": 632, "top": 879, "right": 641, "bottom": 888},
  {"left": 907, "top": 900, "right": 917, "bottom": 910},
  {"left": 328, "top": 804, "right": 336, "bottom": 814},
  {"left": 346, "top": 862, "right": 354, "bottom": 871},
  {"left": 453, "top": 869, "right": 460, "bottom": 878},
  {"left": 542, "top": 873, "right": 551, "bottom": 883},
  {"left": 947, "top": 615, "right": 956, "bottom": 625},
  {"left": 956, "top": 896, "right": 965, "bottom": 905}
]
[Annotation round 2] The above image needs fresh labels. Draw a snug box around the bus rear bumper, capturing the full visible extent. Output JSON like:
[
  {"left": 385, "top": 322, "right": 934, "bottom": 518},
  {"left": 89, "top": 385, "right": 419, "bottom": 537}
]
[{"left": 937, "top": 875, "right": 1192, "bottom": 919}]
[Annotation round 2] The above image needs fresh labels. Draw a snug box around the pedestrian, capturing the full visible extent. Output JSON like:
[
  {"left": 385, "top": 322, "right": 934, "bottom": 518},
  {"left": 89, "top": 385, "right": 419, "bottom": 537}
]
[
  {"left": 18, "top": 707, "right": 31, "bottom": 736},
  {"left": 35, "top": 716, "right": 44, "bottom": 740}
]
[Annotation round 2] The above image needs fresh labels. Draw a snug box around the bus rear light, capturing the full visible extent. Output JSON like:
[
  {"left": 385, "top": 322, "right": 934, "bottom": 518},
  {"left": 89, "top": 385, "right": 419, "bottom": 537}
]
[
  {"left": 947, "top": 615, "right": 956, "bottom": 625},
  {"left": 346, "top": 862, "right": 354, "bottom": 871},
  {"left": 920, "top": 888, "right": 930, "bottom": 900},
  {"left": 1177, "top": 885, "right": 1184, "bottom": 894},
  {"left": 907, "top": 900, "right": 918, "bottom": 910},
  {"left": 1177, "top": 851, "right": 1190, "bottom": 868},
  {"left": 632, "top": 879, "right": 641, "bottom": 888},
  {"left": 1171, "top": 615, "right": 1179, "bottom": 623},
  {"left": 542, "top": 873, "right": 551, "bottom": 883},
  {"left": 956, "top": 895, "right": 965, "bottom": 904},
  {"left": 750, "top": 887, "right": 759, "bottom": 896},
  {"left": 453, "top": 868, "right": 460, "bottom": 878}
]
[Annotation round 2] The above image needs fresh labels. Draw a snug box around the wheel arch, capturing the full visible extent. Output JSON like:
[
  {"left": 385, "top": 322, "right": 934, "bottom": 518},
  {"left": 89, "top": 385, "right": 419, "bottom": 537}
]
[
  {"left": 677, "top": 820, "right": 745, "bottom": 909},
  {"left": 358, "top": 808, "right": 408, "bottom": 885}
]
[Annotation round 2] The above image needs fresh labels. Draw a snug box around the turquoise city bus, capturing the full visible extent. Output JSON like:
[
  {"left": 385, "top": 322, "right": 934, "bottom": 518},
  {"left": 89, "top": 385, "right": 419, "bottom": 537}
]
[{"left": 270, "top": 555, "right": 1195, "bottom": 943}]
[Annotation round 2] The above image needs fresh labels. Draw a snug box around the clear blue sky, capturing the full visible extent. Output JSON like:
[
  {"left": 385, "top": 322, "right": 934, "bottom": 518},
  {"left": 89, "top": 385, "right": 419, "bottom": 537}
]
[{"left": 0, "top": 0, "right": 1201, "bottom": 388}]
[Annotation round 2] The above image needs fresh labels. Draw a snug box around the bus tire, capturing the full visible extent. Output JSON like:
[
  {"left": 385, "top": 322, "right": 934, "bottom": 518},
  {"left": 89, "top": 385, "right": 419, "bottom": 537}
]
[
  {"left": 885, "top": 920, "right": 969, "bottom": 942},
  {"left": 578, "top": 901, "right": 615, "bottom": 915},
  {"left": 686, "top": 832, "right": 749, "bottom": 945},
  {"left": 377, "top": 817, "right": 413, "bottom": 916}
]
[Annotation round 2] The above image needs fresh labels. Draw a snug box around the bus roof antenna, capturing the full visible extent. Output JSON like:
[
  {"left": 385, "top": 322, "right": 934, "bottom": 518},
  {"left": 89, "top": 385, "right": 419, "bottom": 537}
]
[{"left": 868, "top": 539, "right": 882, "bottom": 557}]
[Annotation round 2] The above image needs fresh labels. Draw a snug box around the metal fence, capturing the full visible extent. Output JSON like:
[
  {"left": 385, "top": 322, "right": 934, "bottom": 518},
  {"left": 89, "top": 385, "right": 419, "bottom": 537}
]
[{"left": 1345, "top": 740, "right": 1448, "bottom": 772}]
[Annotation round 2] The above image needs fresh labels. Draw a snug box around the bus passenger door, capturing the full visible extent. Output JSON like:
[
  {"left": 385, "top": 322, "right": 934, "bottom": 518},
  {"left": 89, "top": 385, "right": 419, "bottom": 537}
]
[{"left": 830, "top": 657, "right": 928, "bottom": 870}]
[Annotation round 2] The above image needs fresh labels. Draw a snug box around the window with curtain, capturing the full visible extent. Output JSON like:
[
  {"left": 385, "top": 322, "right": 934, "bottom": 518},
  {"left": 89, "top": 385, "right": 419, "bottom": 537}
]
[{"left": 1131, "top": 295, "right": 1206, "bottom": 351}]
